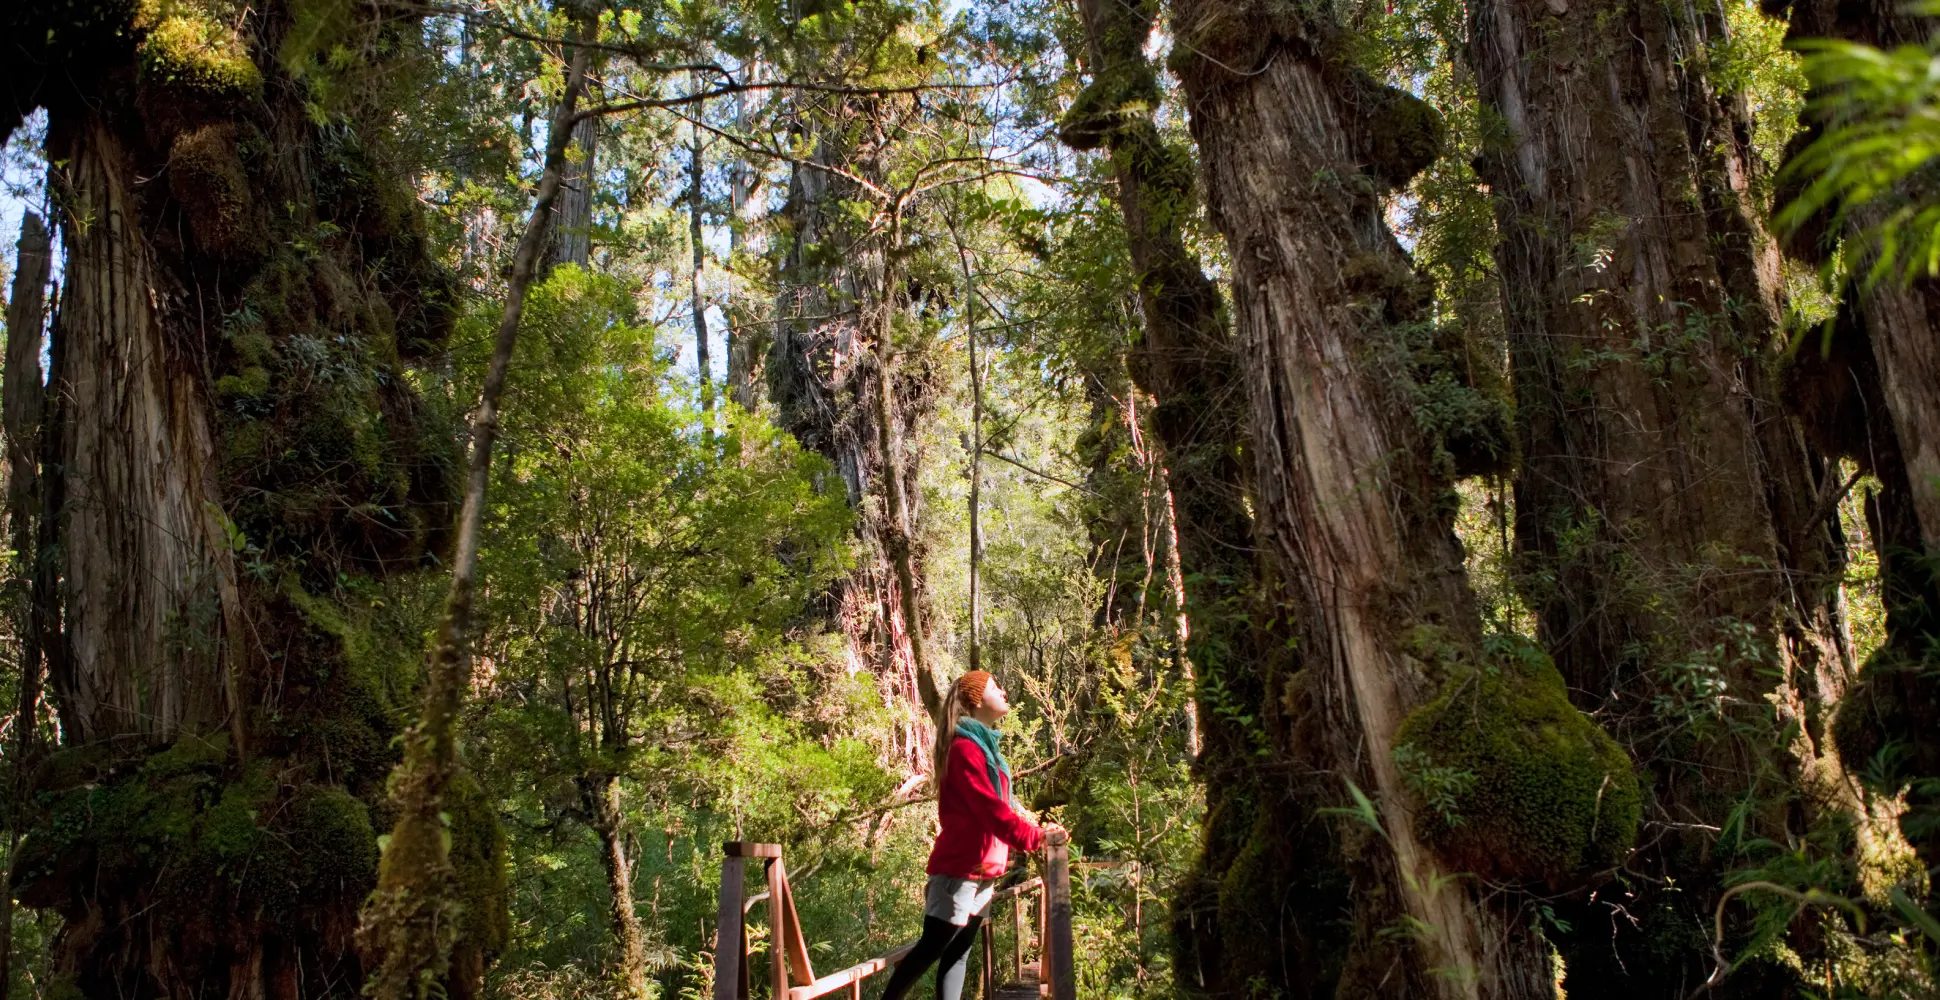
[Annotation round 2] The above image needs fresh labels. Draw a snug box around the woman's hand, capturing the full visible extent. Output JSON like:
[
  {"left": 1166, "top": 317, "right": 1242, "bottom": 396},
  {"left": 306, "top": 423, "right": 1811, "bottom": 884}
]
[{"left": 1042, "top": 822, "right": 1069, "bottom": 846}]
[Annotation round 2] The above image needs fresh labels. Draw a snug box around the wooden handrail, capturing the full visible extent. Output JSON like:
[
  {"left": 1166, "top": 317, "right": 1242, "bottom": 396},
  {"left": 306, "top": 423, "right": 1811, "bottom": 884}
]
[
  {"left": 785, "top": 941, "right": 917, "bottom": 1000},
  {"left": 714, "top": 840, "right": 1087, "bottom": 1000}
]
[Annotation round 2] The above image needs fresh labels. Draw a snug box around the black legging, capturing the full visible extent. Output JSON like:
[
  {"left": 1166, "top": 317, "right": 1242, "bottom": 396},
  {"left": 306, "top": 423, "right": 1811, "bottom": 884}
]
[{"left": 878, "top": 914, "right": 984, "bottom": 1000}]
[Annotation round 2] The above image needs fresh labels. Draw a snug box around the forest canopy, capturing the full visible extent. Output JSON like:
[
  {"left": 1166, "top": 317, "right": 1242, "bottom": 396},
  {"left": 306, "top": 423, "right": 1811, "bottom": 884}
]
[{"left": 1, "top": 0, "right": 1940, "bottom": 997}]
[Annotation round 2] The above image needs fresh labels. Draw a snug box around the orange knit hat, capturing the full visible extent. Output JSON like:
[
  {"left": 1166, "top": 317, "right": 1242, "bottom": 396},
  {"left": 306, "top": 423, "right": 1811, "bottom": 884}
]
[{"left": 954, "top": 670, "right": 992, "bottom": 709}]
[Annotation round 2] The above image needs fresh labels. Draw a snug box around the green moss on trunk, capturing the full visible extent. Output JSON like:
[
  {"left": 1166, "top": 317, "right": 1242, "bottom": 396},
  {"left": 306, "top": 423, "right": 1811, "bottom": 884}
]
[{"left": 1395, "top": 639, "right": 1641, "bottom": 885}]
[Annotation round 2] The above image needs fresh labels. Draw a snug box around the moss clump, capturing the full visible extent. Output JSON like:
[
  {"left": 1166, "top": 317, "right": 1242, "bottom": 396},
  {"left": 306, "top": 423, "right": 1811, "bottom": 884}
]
[
  {"left": 1058, "top": 67, "right": 1163, "bottom": 151},
  {"left": 1164, "top": 0, "right": 1277, "bottom": 88},
  {"left": 445, "top": 774, "right": 511, "bottom": 958},
  {"left": 168, "top": 123, "right": 267, "bottom": 259},
  {"left": 1354, "top": 75, "right": 1445, "bottom": 188},
  {"left": 15, "top": 736, "right": 381, "bottom": 924},
  {"left": 290, "top": 784, "right": 380, "bottom": 896},
  {"left": 215, "top": 365, "right": 270, "bottom": 398},
  {"left": 134, "top": 0, "right": 263, "bottom": 97},
  {"left": 1395, "top": 638, "right": 1641, "bottom": 883}
]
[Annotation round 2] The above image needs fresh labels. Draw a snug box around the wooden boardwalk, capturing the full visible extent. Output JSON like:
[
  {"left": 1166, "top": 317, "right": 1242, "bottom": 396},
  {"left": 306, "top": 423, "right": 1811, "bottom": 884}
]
[{"left": 990, "top": 962, "right": 1040, "bottom": 1000}]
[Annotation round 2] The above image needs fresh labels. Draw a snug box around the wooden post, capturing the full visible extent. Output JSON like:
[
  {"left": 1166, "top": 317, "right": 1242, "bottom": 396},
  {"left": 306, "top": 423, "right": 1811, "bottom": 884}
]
[
  {"left": 713, "top": 855, "right": 746, "bottom": 1000},
  {"left": 767, "top": 858, "right": 788, "bottom": 1000},
  {"left": 1037, "top": 884, "right": 1048, "bottom": 997},
  {"left": 1045, "top": 842, "right": 1074, "bottom": 1000},
  {"left": 720, "top": 843, "right": 782, "bottom": 1000},
  {"left": 776, "top": 859, "right": 815, "bottom": 986},
  {"left": 981, "top": 919, "right": 995, "bottom": 998}
]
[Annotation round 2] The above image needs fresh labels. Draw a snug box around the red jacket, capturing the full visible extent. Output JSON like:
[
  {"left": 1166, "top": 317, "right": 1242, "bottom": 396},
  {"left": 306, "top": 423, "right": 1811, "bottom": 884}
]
[{"left": 927, "top": 736, "right": 1044, "bottom": 879}]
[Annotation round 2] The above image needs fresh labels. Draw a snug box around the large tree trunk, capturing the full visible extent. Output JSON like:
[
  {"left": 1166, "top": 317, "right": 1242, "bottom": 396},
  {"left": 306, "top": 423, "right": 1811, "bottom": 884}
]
[
  {"left": 4, "top": 3, "right": 490, "bottom": 997},
  {"left": 1162, "top": 3, "right": 1584, "bottom": 994},
  {"left": 769, "top": 133, "right": 938, "bottom": 768},
  {"left": 1470, "top": 0, "right": 1859, "bottom": 992},
  {"left": 1772, "top": 0, "right": 1940, "bottom": 875},
  {"left": 1059, "top": 3, "right": 1344, "bottom": 993},
  {"left": 53, "top": 113, "right": 238, "bottom": 744}
]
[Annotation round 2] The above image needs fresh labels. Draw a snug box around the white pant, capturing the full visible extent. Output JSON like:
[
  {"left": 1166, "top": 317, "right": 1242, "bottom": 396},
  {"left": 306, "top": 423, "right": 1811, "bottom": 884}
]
[{"left": 922, "top": 874, "right": 995, "bottom": 926}]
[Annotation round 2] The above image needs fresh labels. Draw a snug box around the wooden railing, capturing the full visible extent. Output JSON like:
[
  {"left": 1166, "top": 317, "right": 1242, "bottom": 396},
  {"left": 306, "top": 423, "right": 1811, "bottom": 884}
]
[{"left": 712, "top": 840, "right": 1078, "bottom": 1000}]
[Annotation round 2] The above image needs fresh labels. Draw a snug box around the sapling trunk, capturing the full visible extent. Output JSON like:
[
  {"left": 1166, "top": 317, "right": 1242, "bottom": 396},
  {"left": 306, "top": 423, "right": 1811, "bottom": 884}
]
[
  {"left": 872, "top": 234, "right": 940, "bottom": 720},
  {"left": 359, "top": 34, "right": 592, "bottom": 1000}
]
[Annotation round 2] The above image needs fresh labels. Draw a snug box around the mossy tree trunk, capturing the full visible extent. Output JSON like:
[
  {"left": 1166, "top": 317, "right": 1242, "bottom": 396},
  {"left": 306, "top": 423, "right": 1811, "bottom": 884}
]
[
  {"left": 1470, "top": 0, "right": 1859, "bottom": 991},
  {"left": 1769, "top": 0, "right": 1940, "bottom": 876},
  {"left": 1059, "top": 3, "right": 1344, "bottom": 993},
  {"left": 1, "top": 2, "right": 498, "bottom": 997},
  {"left": 581, "top": 773, "right": 651, "bottom": 998},
  {"left": 1160, "top": 1, "right": 1588, "bottom": 994}
]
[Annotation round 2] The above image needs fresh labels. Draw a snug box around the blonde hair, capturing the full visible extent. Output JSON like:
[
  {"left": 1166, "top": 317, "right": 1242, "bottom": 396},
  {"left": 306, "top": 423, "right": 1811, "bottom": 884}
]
[{"left": 932, "top": 671, "right": 990, "bottom": 783}]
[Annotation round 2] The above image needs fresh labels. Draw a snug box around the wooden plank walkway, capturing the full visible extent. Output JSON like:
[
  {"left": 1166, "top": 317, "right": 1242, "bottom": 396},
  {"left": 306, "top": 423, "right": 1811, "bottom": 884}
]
[{"left": 990, "top": 962, "right": 1040, "bottom": 1000}]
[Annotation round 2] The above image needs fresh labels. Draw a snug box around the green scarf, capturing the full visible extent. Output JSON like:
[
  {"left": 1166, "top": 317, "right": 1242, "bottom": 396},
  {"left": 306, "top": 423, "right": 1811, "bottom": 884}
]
[{"left": 955, "top": 718, "right": 1010, "bottom": 794}]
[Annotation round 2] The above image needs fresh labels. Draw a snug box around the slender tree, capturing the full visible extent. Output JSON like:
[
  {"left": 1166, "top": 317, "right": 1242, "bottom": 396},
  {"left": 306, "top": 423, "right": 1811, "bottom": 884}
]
[
  {"left": 361, "top": 27, "right": 590, "bottom": 1000},
  {"left": 0, "top": 211, "right": 50, "bottom": 1000},
  {"left": 691, "top": 78, "right": 713, "bottom": 415}
]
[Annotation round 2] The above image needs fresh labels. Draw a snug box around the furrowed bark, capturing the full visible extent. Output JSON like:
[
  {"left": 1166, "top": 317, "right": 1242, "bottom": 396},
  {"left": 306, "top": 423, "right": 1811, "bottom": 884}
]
[
  {"left": 55, "top": 114, "right": 233, "bottom": 743},
  {"left": 551, "top": 114, "right": 598, "bottom": 270},
  {"left": 1162, "top": 1, "right": 1573, "bottom": 994},
  {"left": 1059, "top": 1, "right": 1339, "bottom": 992},
  {"left": 359, "top": 35, "right": 589, "bottom": 1000},
  {"left": 1470, "top": 0, "right": 1860, "bottom": 990}
]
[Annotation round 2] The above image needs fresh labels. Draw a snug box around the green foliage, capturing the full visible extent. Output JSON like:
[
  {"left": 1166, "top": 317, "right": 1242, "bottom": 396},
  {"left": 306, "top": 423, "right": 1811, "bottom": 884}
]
[
  {"left": 135, "top": 0, "right": 264, "bottom": 97},
  {"left": 1779, "top": 28, "right": 1940, "bottom": 284},
  {"left": 1394, "top": 636, "right": 1642, "bottom": 883}
]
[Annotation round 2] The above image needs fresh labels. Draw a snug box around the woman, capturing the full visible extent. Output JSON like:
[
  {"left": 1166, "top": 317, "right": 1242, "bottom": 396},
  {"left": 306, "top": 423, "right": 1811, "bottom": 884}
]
[{"left": 879, "top": 670, "right": 1065, "bottom": 1000}]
